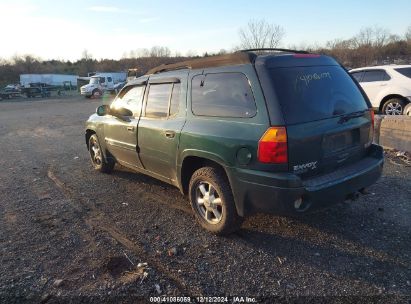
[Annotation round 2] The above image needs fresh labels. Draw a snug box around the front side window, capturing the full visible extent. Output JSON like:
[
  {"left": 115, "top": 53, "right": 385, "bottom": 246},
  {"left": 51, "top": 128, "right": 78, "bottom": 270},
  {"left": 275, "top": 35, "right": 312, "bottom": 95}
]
[
  {"left": 111, "top": 85, "right": 145, "bottom": 116},
  {"left": 191, "top": 73, "right": 256, "bottom": 118},
  {"left": 107, "top": 77, "right": 112, "bottom": 82},
  {"left": 90, "top": 78, "right": 99, "bottom": 85},
  {"left": 395, "top": 67, "right": 411, "bottom": 79},
  {"left": 145, "top": 83, "right": 173, "bottom": 118}
]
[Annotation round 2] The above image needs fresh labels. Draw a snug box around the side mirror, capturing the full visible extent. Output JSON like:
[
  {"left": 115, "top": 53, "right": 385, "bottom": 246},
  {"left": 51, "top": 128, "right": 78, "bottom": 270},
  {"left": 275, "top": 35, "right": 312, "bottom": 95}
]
[
  {"left": 110, "top": 107, "right": 133, "bottom": 121},
  {"left": 115, "top": 107, "right": 133, "bottom": 117},
  {"left": 96, "top": 105, "right": 109, "bottom": 116}
]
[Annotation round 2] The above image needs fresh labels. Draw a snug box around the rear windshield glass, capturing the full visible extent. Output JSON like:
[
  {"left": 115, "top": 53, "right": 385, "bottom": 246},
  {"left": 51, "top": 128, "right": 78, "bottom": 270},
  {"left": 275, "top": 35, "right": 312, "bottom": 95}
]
[
  {"left": 270, "top": 66, "right": 368, "bottom": 125},
  {"left": 395, "top": 67, "right": 411, "bottom": 79}
]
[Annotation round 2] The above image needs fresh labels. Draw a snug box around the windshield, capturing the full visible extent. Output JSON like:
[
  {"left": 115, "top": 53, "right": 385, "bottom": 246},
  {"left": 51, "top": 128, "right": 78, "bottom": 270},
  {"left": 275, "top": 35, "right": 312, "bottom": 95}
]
[
  {"left": 269, "top": 65, "right": 368, "bottom": 125},
  {"left": 90, "top": 77, "right": 99, "bottom": 85}
]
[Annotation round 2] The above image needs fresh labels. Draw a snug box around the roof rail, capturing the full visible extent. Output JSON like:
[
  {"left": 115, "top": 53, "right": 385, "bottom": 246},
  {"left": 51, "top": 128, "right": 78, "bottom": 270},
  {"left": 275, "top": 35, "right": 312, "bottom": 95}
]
[
  {"left": 151, "top": 65, "right": 191, "bottom": 74},
  {"left": 146, "top": 52, "right": 255, "bottom": 75},
  {"left": 238, "top": 48, "right": 310, "bottom": 54},
  {"left": 145, "top": 49, "right": 310, "bottom": 75}
]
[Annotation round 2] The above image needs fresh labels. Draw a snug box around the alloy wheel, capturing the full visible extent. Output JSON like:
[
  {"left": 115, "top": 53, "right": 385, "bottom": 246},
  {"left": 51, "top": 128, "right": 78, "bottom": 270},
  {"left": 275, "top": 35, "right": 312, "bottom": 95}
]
[
  {"left": 385, "top": 102, "right": 403, "bottom": 115},
  {"left": 195, "top": 182, "right": 223, "bottom": 224},
  {"left": 90, "top": 137, "right": 102, "bottom": 165}
]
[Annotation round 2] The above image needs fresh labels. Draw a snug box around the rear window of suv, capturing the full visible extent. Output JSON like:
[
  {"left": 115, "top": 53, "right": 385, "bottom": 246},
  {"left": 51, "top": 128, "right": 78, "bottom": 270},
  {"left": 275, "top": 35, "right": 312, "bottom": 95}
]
[{"left": 269, "top": 66, "right": 368, "bottom": 125}]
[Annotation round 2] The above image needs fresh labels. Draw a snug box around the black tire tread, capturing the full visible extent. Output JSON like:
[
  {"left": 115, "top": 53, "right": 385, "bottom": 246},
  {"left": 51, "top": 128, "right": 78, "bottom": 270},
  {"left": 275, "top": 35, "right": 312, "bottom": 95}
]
[
  {"left": 88, "top": 134, "right": 115, "bottom": 174},
  {"left": 189, "top": 167, "right": 243, "bottom": 235}
]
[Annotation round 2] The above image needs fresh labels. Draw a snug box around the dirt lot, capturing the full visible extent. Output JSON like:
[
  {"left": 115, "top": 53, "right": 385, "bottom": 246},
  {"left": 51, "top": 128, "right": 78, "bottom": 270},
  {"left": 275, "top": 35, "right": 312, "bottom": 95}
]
[{"left": 0, "top": 96, "right": 410, "bottom": 303}]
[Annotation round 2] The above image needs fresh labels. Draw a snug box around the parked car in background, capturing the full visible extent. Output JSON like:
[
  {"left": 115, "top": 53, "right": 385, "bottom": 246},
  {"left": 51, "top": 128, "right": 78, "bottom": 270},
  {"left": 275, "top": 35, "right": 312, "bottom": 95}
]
[
  {"left": 0, "top": 84, "right": 22, "bottom": 99},
  {"left": 349, "top": 65, "right": 411, "bottom": 115},
  {"left": 85, "top": 50, "right": 383, "bottom": 235}
]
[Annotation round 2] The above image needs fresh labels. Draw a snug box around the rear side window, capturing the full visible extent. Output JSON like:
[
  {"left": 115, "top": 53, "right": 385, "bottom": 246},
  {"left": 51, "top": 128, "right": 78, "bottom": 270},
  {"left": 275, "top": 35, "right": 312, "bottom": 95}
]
[
  {"left": 351, "top": 71, "right": 363, "bottom": 82},
  {"left": 145, "top": 83, "right": 172, "bottom": 118},
  {"left": 361, "top": 70, "right": 390, "bottom": 82},
  {"left": 395, "top": 67, "right": 411, "bottom": 79},
  {"left": 270, "top": 66, "right": 368, "bottom": 125},
  {"left": 191, "top": 73, "right": 256, "bottom": 118}
]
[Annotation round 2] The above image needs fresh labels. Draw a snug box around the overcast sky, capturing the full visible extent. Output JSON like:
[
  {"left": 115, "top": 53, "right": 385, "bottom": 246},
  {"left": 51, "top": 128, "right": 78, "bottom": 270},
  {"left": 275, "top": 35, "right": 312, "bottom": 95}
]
[{"left": 1, "top": 0, "right": 410, "bottom": 61}]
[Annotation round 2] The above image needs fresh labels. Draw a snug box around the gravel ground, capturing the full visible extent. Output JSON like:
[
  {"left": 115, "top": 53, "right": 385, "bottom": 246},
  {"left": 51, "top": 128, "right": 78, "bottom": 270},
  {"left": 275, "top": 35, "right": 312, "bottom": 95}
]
[{"left": 0, "top": 97, "right": 410, "bottom": 303}]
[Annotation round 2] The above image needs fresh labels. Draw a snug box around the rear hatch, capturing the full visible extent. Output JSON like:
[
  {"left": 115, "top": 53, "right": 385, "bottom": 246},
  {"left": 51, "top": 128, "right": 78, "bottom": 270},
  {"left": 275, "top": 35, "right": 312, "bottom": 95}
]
[{"left": 256, "top": 55, "right": 372, "bottom": 178}]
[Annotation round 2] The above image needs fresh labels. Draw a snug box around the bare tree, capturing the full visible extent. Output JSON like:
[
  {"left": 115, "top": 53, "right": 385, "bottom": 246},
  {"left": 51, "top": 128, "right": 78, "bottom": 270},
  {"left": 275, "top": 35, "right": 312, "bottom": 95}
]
[
  {"left": 150, "top": 46, "right": 171, "bottom": 57},
  {"left": 353, "top": 26, "right": 390, "bottom": 48},
  {"left": 217, "top": 49, "right": 228, "bottom": 55},
  {"left": 81, "top": 49, "right": 93, "bottom": 60},
  {"left": 405, "top": 25, "right": 411, "bottom": 41},
  {"left": 373, "top": 26, "right": 390, "bottom": 48},
  {"left": 185, "top": 50, "right": 198, "bottom": 57},
  {"left": 238, "top": 19, "right": 285, "bottom": 49},
  {"left": 136, "top": 48, "right": 150, "bottom": 57}
]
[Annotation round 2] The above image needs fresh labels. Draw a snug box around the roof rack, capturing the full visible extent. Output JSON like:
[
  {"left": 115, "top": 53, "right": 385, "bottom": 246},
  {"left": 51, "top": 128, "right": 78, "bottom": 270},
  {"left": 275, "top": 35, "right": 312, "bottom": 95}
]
[
  {"left": 146, "top": 52, "right": 255, "bottom": 75},
  {"left": 145, "top": 48, "right": 310, "bottom": 75},
  {"left": 238, "top": 48, "right": 310, "bottom": 54}
]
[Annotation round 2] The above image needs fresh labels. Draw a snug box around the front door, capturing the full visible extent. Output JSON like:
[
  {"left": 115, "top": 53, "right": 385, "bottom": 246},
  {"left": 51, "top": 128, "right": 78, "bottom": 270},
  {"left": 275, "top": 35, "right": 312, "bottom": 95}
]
[
  {"left": 104, "top": 85, "right": 145, "bottom": 169},
  {"left": 137, "top": 74, "right": 187, "bottom": 182}
]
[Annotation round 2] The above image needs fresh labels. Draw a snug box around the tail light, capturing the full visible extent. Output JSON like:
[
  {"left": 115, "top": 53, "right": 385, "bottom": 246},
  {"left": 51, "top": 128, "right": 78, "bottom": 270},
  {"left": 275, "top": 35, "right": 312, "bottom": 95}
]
[
  {"left": 367, "top": 109, "right": 375, "bottom": 147},
  {"left": 258, "top": 127, "right": 288, "bottom": 164}
]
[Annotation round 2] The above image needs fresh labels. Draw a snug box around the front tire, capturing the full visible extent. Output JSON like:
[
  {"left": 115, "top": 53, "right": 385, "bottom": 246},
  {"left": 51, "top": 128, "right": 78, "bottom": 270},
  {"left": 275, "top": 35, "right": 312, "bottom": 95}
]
[
  {"left": 382, "top": 98, "right": 405, "bottom": 115},
  {"left": 189, "top": 167, "right": 243, "bottom": 235},
  {"left": 88, "top": 134, "right": 114, "bottom": 173},
  {"left": 92, "top": 89, "right": 102, "bottom": 99}
]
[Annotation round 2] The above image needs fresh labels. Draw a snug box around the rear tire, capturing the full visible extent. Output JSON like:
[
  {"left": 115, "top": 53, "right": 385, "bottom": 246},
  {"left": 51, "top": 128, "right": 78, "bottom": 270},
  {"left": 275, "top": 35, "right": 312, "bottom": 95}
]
[
  {"left": 88, "top": 134, "right": 115, "bottom": 173},
  {"left": 189, "top": 167, "right": 243, "bottom": 235},
  {"left": 404, "top": 103, "right": 411, "bottom": 116},
  {"left": 382, "top": 98, "right": 405, "bottom": 115}
]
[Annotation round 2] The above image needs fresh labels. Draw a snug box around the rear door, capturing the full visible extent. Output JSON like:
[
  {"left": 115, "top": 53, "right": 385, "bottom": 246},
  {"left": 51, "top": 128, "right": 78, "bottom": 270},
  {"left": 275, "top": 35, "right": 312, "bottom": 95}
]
[
  {"left": 267, "top": 64, "right": 371, "bottom": 178},
  {"left": 137, "top": 72, "right": 187, "bottom": 182},
  {"left": 358, "top": 70, "right": 390, "bottom": 106}
]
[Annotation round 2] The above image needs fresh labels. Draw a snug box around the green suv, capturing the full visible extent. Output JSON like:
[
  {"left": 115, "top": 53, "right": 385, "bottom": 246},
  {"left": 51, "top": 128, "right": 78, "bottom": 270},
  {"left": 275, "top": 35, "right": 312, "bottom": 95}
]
[{"left": 85, "top": 49, "right": 384, "bottom": 235}]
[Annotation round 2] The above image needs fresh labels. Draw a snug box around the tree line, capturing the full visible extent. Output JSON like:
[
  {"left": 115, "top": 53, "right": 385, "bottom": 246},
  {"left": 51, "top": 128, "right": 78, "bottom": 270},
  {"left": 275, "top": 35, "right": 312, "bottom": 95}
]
[{"left": 1, "top": 21, "right": 411, "bottom": 87}]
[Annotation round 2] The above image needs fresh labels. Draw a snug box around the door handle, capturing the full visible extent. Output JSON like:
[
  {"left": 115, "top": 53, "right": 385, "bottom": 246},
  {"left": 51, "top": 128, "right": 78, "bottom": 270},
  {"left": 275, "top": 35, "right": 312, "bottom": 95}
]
[
  {"left": 164, "top": 130, "right": 175, "bottom": 138},
  {"left": 127, "top": 126, "right": 135, "bottom": 132}
]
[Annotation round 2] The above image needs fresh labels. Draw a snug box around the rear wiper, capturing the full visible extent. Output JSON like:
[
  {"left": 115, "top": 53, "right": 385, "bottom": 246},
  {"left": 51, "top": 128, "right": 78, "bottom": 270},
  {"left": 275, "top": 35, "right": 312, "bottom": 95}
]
[{"left": 338, "top": 110, "right": 367, "bottom": 124}]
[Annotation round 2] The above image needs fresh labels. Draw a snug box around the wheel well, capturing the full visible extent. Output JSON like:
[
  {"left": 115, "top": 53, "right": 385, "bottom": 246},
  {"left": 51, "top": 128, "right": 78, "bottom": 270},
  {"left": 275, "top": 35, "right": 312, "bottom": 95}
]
[
  {"left": 180, "top": 156, "right": 227, "bottom": 195},
  {"left": 379, "top": 94, "right": 408, "bottom": 111},
  {"left": 85, "top": 129, "right": 95, "bottom": 150}
]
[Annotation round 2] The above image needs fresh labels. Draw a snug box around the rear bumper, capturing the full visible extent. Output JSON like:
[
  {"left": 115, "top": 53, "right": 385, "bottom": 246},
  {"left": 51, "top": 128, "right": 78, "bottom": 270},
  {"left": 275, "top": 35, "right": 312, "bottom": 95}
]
[{"left": 227, "top": 144, "right": 384, "bottom": 216}]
